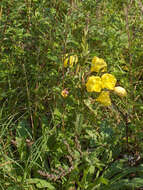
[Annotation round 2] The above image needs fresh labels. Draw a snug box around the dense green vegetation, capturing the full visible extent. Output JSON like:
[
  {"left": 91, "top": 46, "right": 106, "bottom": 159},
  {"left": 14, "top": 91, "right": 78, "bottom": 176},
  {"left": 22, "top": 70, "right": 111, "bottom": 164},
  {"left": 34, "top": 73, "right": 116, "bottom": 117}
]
[{"left": 0, "top": 0, "right": 143, "bottom": 189}]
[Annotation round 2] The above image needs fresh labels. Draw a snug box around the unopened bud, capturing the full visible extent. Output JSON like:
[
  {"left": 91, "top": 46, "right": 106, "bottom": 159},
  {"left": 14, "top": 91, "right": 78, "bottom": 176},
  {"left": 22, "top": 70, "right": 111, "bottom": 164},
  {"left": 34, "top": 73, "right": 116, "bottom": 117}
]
[{"left": 114, "top": 86, "right": 127, "bottom": 97}]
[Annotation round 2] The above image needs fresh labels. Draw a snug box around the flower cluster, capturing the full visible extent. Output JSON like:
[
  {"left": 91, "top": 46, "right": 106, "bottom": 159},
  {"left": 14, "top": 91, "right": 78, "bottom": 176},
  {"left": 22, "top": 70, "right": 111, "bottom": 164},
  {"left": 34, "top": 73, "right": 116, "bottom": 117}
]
[{"left": 86, "top": 56, "right": 127, "bottom": 106}]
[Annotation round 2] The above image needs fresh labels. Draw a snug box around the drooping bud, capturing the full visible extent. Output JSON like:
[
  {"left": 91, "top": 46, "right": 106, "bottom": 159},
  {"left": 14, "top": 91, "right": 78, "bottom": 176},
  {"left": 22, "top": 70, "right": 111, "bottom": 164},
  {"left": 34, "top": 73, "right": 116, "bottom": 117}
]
[{"left": 114, "top": 86, "right": 127, "bottom": 97}]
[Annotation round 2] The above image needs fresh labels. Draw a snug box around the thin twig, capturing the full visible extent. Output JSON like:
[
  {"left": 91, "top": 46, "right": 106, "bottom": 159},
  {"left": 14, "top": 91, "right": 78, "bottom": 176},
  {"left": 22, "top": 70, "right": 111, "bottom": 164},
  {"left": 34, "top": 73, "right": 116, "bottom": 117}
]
[
  {"left": 0, "top": 161, "right": 13, "bottom": 167},
  {"left": 22, "top": 64, "right": 34, "bottom": 137}
]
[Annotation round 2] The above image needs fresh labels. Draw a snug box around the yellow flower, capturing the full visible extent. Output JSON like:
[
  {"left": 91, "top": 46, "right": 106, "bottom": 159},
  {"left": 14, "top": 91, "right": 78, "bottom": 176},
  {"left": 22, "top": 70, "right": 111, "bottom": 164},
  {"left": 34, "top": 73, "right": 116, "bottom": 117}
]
[
  {"left": 61, "top": 89, "right": 69, "bottom": 98},
  {"left": 64, "top": 54, "right": 78, "bottom": 68},
  {"left": 86, "top": 76, "right": 102, "bottom": 92},
  {"left": 91, "top": 56, "right": 107, "bottom": 72},
  {"left": 64, "top": 54, "right": 69, "bottom": 68},
  {"left": 96, "top": 91, "right": 111, "bottom": 106},
  {"left": 114, "top": 86, "right": 127, "bottom": 97},
  {"left": 101, "top": 73, "right": 116, "bottom": 90}
]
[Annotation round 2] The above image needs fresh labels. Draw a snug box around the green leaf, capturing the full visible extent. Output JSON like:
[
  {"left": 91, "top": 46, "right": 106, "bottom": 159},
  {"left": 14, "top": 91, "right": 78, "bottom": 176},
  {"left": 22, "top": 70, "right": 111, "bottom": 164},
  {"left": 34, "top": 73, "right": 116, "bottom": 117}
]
[
  {"left": 130, "top": 178, "right": 143, "bottom": 187},
  {"left": 99, "top": 177, "right": 109, "bottom": 185},
  {"left": 26, "top": 178, "right": 56, "bottom": 189}
]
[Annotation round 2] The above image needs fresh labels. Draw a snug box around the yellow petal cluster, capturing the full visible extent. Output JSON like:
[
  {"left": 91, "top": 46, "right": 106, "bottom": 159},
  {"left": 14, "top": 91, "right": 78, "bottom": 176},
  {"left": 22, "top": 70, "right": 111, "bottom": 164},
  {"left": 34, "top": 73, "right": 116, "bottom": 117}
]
[
  {"left": 101, "top": 73, "right": 116, "bottom": 90},
  {"left": 114, "top": 86, "right": 127, "bottom": 97},
  {"left": 96, "top": 91, "right": 111, "bottom": 106},
  {"left": 64, "top": 54, "right": 78, "bottom": 68},
  {"left": 91, "top": 56, "right": 107, "bottom": 72},
  {"left": 86, "top": 76, "right": 102, "bottom": 92}
]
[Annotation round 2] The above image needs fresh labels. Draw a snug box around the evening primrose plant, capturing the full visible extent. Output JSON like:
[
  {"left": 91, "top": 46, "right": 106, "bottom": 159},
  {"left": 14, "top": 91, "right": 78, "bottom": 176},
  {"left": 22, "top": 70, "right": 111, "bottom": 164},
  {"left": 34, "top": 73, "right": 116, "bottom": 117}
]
[
  {"left": 1, "top": 0, "right": 142, "bottom": 189},
  {"left": 86, "top": 56, "right": 127, "bottom": 106}
]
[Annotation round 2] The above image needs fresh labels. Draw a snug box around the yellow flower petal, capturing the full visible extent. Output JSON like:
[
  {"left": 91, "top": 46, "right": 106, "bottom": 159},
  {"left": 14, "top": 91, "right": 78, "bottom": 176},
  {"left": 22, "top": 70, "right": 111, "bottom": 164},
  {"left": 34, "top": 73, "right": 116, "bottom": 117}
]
[
  {"left": 91, "top": 56, "right": 107, "bottom": 72},
  {"left": 101, "top": 73, "right": 117, "bottom": 90},
  {"left": 86, "top": 76, "right": 102, "bottom": 92},
  {"left": 114, "top": 86, "right": 127, "bottom": 97},
  {"left": 64, "top": 58, "right": 69, "bottom": 68},
  {"left": 69, "top": 56, "right": 74, "bottom": 67},
  {"left": 96, "top": 91, "right": 111, "bottom": 106},
  {"left": 74, "top": 55, "right": 78, "bottom": 64},
  {"left": 63, "top": 54, "right": 69, "bottom": 68}
]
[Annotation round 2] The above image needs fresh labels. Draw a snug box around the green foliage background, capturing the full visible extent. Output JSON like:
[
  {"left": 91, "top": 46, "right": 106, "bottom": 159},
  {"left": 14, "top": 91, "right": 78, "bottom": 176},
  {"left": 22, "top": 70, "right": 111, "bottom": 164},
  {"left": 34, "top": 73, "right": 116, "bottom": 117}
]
[{"left": 0, "top": 0, "right": 143, "bottom": 189}]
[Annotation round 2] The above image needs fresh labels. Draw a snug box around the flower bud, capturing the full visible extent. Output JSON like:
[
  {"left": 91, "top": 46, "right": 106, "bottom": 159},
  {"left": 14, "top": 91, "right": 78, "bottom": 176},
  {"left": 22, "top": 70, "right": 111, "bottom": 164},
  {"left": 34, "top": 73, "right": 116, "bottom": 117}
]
[
  {"left": 114, "top": 86, "right": 127, "bottom": 97},
  {"left": 61, "top": 89, "right": 69, "bottom": 98}
]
